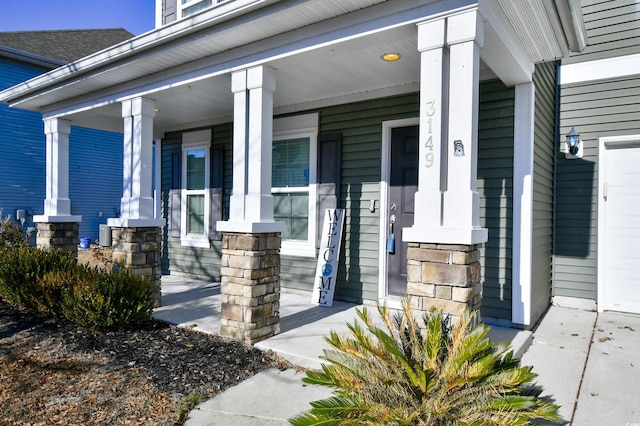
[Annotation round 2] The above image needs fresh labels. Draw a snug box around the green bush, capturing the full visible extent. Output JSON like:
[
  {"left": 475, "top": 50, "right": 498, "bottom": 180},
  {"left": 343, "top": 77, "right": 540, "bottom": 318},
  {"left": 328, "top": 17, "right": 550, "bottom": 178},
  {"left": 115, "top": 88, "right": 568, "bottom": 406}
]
[
  {"left": 290, "top": 300, "right": 561, "bottom": 426},
  {"left": 0, "top": 210, "right": 27, "bottom": 247},
  {"left": 0, "top": 247, "right": 77, "bottom": 309},
  {"left": 61, "top": 268, "right": 156, "bottom": 331},
  {"left": 0, "top": 246, "right": 156, "bottom": 330}
]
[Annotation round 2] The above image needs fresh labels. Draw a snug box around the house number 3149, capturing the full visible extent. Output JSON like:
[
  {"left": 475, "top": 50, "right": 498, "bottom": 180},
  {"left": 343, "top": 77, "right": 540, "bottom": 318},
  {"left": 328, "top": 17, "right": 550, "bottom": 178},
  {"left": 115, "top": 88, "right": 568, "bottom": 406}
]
[{"left": 424, "top": 100, "right": 436, "bottom": 168}]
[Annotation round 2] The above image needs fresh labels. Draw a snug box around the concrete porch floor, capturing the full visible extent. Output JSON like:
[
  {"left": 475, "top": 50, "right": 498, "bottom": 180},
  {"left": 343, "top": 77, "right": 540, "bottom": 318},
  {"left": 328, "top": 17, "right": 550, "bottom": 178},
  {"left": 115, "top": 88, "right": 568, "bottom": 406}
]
[{"left": 153, "top": 274, "right": 533, "bottom": 370}]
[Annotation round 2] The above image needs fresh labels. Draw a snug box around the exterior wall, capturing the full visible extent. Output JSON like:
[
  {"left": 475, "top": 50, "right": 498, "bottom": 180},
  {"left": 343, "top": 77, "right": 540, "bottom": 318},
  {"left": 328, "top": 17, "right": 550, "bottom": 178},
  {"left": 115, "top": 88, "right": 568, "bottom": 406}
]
[
  {"left": 319, "top": 94, "right": 420, "bottom": 302},
  {"left": 555, "top": 75, "right": 640, "bottom": 300},
  {"left": 1, "top": 56, "right": 125, "bottom": 242},
  {"left": 69, "top": 126, "right": 124, "bottom": 241},
  {"left": 477, "top": 80, "right": 515, "bottom": 321},
  {"left": 0, "top": 57, "right": 48, "bottom": 234},
  {"left": 554, "top": 0, "right": 640, "bottom": 301},
  {"left": 161, "top": 124, "right": 232, "bottom": 277},
  {"left": 163, "top": 87, "right": 517, "bottom": 311},
  {"left": 530, "top": 61, "right": 557, "bottom": 323},
  {"left": 563, "top": 0, "right": 640, "bottom": 64}
]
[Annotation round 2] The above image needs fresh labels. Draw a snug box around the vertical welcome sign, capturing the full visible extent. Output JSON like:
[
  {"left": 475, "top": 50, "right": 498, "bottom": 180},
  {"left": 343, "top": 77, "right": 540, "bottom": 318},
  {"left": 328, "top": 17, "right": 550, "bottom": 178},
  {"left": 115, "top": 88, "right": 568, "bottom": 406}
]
[{"left": 312, "top": 209, "right": 345, "bottom": 307}]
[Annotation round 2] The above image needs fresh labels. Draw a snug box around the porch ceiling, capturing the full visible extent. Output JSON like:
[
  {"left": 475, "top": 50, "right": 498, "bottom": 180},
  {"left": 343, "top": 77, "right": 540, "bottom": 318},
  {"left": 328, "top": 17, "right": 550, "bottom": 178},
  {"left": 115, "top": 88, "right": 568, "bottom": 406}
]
[{"left": 0, "top": 0, "right": 585, "bottom": 137}]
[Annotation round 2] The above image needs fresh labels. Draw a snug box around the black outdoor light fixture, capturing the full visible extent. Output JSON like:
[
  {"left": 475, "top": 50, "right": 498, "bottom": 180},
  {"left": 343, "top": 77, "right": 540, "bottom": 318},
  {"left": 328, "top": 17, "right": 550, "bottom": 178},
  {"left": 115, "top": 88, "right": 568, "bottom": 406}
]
[{"left": 565, "top": 127, "right": 583, "bottom": 159}]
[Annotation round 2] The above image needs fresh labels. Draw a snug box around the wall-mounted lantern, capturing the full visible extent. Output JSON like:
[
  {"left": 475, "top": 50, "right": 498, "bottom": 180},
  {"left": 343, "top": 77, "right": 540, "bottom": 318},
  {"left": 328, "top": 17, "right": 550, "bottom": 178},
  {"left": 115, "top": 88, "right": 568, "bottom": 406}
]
[{"left": 565, "top": 127, "right": 583, "bottom": 159}]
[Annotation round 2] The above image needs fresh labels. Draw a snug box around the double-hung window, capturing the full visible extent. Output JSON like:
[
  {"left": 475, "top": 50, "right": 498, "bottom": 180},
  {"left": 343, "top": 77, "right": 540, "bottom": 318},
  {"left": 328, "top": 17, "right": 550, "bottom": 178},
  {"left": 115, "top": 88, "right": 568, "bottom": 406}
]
[
  {"left": 272, "top": 114, "right": 318, "bottom": 257},
  {"left": 181, "top": 130, "right": 211, "bottom": 248}
]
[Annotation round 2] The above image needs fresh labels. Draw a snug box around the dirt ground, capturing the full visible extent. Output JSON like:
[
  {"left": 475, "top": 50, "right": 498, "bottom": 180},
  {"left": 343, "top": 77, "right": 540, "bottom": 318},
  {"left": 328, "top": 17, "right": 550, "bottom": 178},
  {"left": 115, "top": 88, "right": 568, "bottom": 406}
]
[{"left": 0, "top": 245, "right": 293, "bottom": 425}]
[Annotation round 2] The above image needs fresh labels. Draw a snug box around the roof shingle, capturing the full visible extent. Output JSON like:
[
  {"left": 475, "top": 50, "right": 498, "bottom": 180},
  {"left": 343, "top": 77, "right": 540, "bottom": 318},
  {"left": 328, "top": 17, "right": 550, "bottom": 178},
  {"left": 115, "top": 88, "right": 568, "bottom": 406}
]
[{"left": 0, "top": 29, "right": 134, "bottom": 63}]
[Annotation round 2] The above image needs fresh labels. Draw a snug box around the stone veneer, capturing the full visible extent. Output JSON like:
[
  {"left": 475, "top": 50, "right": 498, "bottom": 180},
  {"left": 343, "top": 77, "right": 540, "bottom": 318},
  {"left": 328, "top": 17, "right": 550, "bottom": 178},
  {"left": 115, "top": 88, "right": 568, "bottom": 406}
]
[
  {"left": 220, "top": 232, "right": 281, "bottom": 344},
  {"left": 36, "top": 222, "right": 80, "bottom": 256},
  {"left": 110, "top": 227, "right": 162, "bottom": 306},
  {"left": 406, "top": 243, "right": 482, "bottom": 322}
]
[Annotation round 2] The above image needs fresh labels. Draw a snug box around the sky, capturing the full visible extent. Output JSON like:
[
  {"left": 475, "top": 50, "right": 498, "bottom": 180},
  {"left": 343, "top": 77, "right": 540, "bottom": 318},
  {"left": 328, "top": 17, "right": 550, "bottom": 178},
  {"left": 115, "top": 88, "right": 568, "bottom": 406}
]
[{"left": 1, "top": 0, "right": 156, "bottom": 36}]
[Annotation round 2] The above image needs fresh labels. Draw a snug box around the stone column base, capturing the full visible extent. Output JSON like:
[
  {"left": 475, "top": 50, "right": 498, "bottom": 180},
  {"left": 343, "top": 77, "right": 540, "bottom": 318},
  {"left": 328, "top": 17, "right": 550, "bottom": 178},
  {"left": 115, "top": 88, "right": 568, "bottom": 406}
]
[
  {"left": 36, "top": 222, "right": 80, "bottom": 256},
  {"left": 220, "top": 232, "right": 281, "bottom": 345},
  {"left": 111, "top": 227, "right": 162, "bottom": 306},
  {"left": 406, "top": 243, "right": 482, "bottom": 324}
]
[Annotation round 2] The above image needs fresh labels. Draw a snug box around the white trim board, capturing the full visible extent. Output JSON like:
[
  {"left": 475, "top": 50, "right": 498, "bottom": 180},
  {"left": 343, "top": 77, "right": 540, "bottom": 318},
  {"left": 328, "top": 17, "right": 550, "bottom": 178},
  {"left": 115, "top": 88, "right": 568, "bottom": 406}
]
[
  {"left": 511, "top": 82, "right": 535, "bottom": 326},
  {"left": 560, "top": 53, "right": 640, "bottom": 86}
]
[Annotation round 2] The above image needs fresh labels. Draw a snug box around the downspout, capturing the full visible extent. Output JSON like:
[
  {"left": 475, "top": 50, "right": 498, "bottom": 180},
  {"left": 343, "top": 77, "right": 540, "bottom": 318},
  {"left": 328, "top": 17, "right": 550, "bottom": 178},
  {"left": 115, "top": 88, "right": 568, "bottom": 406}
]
[{"left": 551, "top": 60, "right": 561, "bottom": 300}]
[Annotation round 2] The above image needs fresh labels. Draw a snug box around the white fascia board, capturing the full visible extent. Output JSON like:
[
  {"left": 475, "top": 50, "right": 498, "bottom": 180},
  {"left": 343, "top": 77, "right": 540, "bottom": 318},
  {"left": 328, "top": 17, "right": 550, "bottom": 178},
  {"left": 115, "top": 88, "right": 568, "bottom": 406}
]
[
  {"left": 0, "top": 0, "right": 279, "bottom": 105},
  {"left": 560, "top": 53, "right": 640, "bottom": 86}
]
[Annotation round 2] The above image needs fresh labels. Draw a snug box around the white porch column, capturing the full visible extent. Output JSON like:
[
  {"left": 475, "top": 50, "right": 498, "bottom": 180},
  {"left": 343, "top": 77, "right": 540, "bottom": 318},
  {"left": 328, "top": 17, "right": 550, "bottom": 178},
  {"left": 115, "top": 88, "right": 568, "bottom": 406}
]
[
  {"left": 441, "top": 9, "right": 487, "bottom": 244},
  {"left": 34, "top": 117, "right": 80, "bottom": 223},
  {"left": 108, "top": 97, "right": 163, "bottom": 228},
  {"left": 404, "top": 9, "right": 487, "bottom": 245},
  {"left": 217, "top": 65, "right": 284, "bottom": 233},
  {"left": 405, "top": 18, "right": 448, "bottom": 239},
  {"left": 403, "top": 9, "right": 487, "bottom": 321},
  {"left": 512, "top": 82, "right": 536, "bottom": 326}
]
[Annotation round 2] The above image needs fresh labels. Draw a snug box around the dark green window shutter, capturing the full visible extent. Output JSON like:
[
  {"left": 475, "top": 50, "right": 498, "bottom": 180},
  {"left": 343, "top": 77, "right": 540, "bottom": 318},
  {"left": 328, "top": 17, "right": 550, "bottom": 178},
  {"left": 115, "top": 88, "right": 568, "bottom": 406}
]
[
  {"left": 208, "top": 146, "right": 224, "bottom": 240},
  {"left": 316, "top": 132, "right": 342, "bottom": 247},
  {"left": 169, "top": 189, "right": 181, "bottom": 238},
  {"left": 169, "top": 150, "right": 182, "bottom": 238}
]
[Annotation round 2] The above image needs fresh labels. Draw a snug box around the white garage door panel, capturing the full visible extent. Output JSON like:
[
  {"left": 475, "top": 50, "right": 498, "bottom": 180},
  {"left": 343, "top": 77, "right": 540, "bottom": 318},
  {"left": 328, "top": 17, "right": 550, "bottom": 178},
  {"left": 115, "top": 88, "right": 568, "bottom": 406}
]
[{"left": 604, "top": 145, "right": 640, "bottom": 314}]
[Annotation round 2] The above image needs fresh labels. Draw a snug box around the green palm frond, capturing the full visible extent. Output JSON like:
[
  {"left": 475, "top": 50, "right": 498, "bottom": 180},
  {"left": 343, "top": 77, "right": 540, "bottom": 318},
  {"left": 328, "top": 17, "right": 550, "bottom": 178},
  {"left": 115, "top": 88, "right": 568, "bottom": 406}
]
[{"left": 289, "top": 298, "right": 561, "bottom": 425}]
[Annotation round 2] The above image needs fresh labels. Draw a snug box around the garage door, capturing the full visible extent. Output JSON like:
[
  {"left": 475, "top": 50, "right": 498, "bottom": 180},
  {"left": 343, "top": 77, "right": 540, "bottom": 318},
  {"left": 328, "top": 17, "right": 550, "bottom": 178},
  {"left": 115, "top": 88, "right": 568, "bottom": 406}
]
[{"left": 602, "top": 141, "right": 640, "bottom": 314}]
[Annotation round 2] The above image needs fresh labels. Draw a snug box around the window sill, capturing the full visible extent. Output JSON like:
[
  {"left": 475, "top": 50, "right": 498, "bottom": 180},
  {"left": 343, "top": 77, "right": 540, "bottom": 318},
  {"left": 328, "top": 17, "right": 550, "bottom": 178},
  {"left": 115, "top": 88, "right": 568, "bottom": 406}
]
[
  {"left": 280, "top": 241, "right": 316, "bottom": 258},
  {"left": 180, "top": 234, "right": 210, "bottom": 249}
]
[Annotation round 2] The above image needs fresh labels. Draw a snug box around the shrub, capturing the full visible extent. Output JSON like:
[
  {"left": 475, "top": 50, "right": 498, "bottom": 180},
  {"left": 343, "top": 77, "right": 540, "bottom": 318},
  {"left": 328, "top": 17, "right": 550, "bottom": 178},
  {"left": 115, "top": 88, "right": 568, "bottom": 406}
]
[
  {"left": 61, "top": 268, "right": 156, "bottom": 331},
  {"left": 0, "top": 209, "right": 27, "bottom": 247},
  {"left": 290, "top": 300, "right": 561, "bottom": 426},
  {"left": 0, "top": 247, "right": 77, "bottom": 309},
  {"left": 0, "top": 246, "right": 156, "bottom": 330}
]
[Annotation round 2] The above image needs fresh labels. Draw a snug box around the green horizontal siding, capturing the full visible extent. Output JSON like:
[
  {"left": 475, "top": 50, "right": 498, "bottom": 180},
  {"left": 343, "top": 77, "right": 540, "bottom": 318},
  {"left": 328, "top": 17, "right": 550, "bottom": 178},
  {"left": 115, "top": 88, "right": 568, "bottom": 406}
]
[
  {"left": 320, "top": 93, "right": 419, "bottom": 302},
  {"left": 564, "top": 0, "right": 640, "bottom": 64},
  {"left": 160, "top": 125, "right": 232, "bottom": 277},
  {"left": 555, "top": 74, "right": 640, "bottom": 300},
  {"left": 530, "top": 62, "right": 556, "bottom": 325},
  {"left": 478, "top": 80, "right": 515, "bottom": 321}
]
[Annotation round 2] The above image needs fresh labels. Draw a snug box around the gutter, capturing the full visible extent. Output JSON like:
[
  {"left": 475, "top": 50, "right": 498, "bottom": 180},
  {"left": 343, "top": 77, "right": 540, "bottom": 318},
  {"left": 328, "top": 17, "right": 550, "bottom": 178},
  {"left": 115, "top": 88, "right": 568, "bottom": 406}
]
[
  {"left": 554, "top": 0, "right": 587, "bottom": 53},
  {"left": 0, "top": 45, "right": 65, "bottom": 69}
]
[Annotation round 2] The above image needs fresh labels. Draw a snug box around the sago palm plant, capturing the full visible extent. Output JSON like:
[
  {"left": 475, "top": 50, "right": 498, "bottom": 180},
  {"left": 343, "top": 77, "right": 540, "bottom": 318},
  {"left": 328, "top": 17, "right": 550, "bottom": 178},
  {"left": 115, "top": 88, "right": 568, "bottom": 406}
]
[{"left": 290, "top": 300, "right": 561, "bottom": 425}]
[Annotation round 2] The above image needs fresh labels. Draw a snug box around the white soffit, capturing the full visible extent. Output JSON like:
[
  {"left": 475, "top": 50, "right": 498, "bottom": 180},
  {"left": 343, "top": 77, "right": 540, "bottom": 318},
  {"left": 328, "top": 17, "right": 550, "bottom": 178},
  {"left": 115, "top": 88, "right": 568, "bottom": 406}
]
[{"left": 495, "top": 0, "right": 566, "bottom": 62}]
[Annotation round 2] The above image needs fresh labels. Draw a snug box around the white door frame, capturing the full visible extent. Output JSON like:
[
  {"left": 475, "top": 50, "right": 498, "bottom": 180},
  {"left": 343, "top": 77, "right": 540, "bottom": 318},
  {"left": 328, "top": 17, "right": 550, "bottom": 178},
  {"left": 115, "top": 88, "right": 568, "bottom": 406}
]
[
  {"left": 597, "top": 134, "right": 640, "bottom": 312},
  {"left": 378, "top": 117, "right": 419, "bottom": 308}
]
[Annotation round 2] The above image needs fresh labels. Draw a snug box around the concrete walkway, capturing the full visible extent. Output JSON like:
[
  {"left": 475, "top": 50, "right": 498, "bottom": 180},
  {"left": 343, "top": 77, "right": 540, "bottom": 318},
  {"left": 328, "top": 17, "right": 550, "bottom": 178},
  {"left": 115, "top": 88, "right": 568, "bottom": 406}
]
[{"left": 153, "top": 275, "right": 640, "bottom": 425}]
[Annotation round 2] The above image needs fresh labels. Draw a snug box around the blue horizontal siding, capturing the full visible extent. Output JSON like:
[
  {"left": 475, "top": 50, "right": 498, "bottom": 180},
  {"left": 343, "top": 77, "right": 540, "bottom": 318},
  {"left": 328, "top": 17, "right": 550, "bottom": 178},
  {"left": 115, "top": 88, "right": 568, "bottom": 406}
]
[
  {"left": 0, "top": 57, "right": 49, "bottom": 238},
  {"left": 1, "top": 57, "right": 123, "bottom": 242},
  {"left": 69, "top": 126, "right": 123, "bottom": 241}
]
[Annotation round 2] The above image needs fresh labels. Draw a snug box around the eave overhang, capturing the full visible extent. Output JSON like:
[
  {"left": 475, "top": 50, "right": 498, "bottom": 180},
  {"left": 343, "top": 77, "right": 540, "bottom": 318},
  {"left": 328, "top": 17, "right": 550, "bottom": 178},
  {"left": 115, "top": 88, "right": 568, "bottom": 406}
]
[{"left": 0, "top": 0, "right": 587, "bottom": 134}]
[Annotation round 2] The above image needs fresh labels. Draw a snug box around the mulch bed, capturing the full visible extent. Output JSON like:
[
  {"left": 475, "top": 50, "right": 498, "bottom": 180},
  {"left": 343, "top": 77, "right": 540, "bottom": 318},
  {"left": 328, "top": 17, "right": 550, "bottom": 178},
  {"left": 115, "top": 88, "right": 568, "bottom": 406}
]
[{"left": 0, "top": 299, "right": 291, "bottom": 425}]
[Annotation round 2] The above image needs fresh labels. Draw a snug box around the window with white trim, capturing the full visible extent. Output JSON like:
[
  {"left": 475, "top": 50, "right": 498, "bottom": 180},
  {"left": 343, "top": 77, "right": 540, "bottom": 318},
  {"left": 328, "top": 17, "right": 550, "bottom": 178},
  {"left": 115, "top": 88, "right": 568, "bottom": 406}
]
[
  {"left": 273, "top": 114, "right": 318, "bottom": 257},
  {"left": 181, "top": 130, "right": 211, "bottom": 248}
]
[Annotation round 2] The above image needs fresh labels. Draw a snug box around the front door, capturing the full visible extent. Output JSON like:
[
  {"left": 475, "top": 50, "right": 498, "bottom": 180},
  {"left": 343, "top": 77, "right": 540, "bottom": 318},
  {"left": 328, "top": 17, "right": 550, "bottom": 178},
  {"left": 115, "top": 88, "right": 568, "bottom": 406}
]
[{"left": 387, "top": 125, "right": 418, "bottom": 296}]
